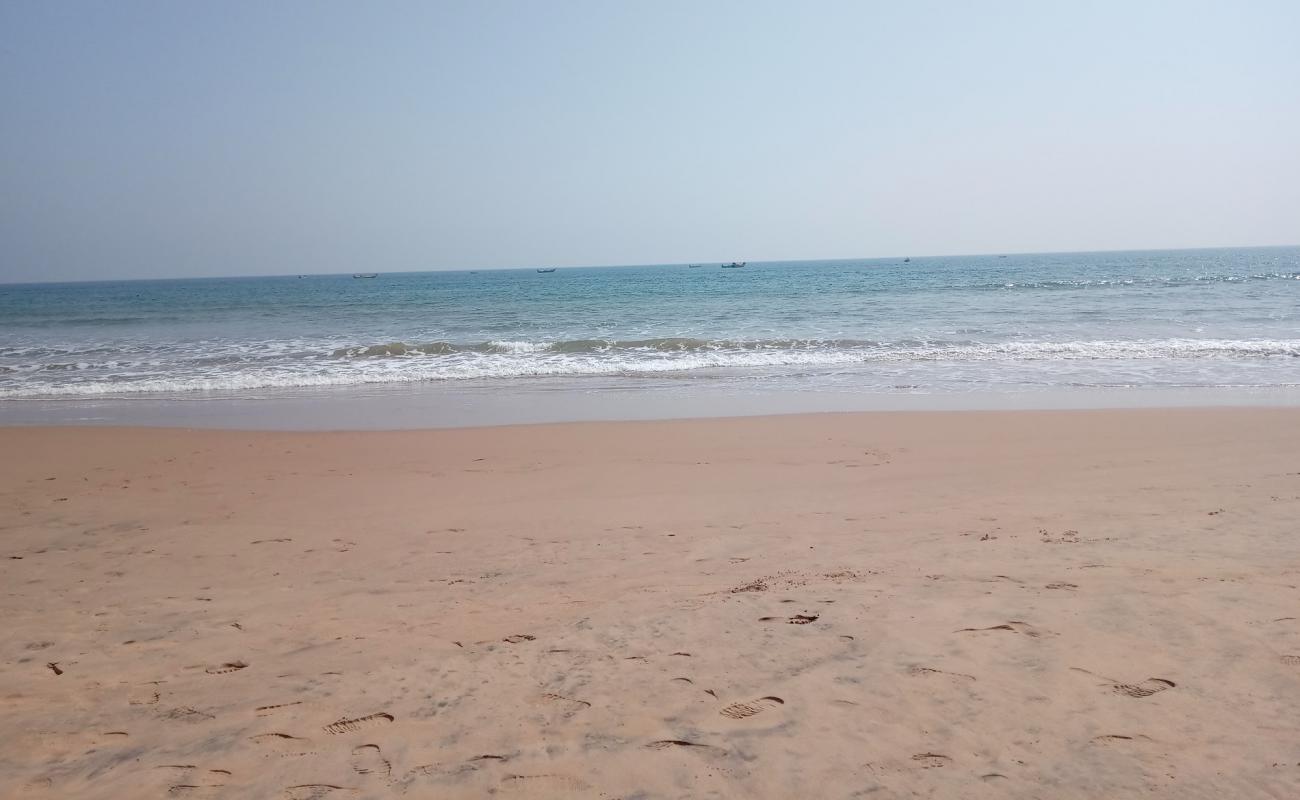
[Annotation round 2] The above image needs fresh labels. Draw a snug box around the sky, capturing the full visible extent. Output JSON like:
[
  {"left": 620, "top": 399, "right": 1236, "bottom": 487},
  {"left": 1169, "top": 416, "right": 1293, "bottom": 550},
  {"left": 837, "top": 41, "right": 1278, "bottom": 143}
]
[{"left": 1, "top": 1, "right": 1298, "bottom": 282}]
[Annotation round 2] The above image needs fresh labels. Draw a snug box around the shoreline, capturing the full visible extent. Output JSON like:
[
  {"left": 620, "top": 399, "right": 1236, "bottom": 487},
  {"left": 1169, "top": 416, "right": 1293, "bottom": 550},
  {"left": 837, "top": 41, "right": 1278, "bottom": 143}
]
[
  {"left": 4, "top": 381, "right": 1300, "bottom": 430},
  {"left": 3, "top": 401, "right": 1300, "bottom": 435},
  {"left": 3, "top": 408, "right": 1299, "bottom": 798}
]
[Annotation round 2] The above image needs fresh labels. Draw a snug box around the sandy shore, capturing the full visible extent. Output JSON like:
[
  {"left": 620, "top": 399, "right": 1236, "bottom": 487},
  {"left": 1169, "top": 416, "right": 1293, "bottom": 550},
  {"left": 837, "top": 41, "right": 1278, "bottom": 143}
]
[{"left": 2, "top": 409, "right": 1298, "bottom": 799}]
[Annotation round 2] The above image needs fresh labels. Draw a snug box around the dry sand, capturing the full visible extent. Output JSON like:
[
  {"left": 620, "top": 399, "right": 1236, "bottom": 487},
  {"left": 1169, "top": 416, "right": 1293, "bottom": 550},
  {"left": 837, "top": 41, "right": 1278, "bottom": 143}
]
[{"left": 1, "top": 409, "right": 1299, "bottom": 799}]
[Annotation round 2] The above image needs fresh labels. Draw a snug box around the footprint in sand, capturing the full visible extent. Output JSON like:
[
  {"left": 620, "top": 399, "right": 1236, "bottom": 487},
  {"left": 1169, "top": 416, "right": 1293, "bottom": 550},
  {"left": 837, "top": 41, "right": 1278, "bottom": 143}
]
[
  {"left": 956, "top": 620, "right": 1048, "bottom": 638},
  {"left": 719, "top": 696, "right": 785, "bottom": 720},
  {"left": 283, "top": 785, "right": 357, "bottom": 800},
  {"left": 647, "top": 739, "right": 697, "bottom": 749},
  {"left": 1111, "top": 678, "right": 1175, "bottom": 698},
  {"left": 647, "top": 739, "right": 722, "bottom": 753},
  {"left": 502, "top": 634, "right": 535, "bottom": 644},
  {"left": 350, "top": 744, "right": 392, "bottom": 782},
  {"left": 159, "top": 766, "right": 230, "bottom": 798},
  {"left": 409, "top": 755, "right": 510, "bottom": 780},
  {"left": 129, "top": 688, "right": 161, "bottom": 706},
  {"left": 536, "top": 693, "right": 591, "bottom": 716},
  {"left": 251, "top": 732, "right": 314, "bottom": 757},
  {"left": 163, "top": 706, "right": 215, "bottom": 722},
  {"left": 1280, "top": 655, "right": 1300, "bottom": 666},
  {"left": 205, "top": 661, "right": 247, "bottom": 675},
  {"left": 911, "top": 753, "right": 951, "bottom": 768},
  {"left": 907, "top": 665, "right": 976, "bottom": 681},
  {"left": 1092, "top": 734, "right": 1155, "bottom": 745},
  {"left": 323, "top": 712, "right": 394, "bottom": 735},
  {"left": 255, "top": 702, "right": 303, "bottom": 716},
  {"left": 758, "top": 613, "right": 820, "bottom": 624}
]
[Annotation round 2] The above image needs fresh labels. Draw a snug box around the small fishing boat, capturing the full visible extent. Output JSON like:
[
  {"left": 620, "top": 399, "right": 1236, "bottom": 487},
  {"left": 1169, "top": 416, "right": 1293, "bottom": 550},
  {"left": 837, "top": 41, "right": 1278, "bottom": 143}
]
[
  {"left": 536, "top": 268, "right": 557, "bottom": 273},
  {"left": 720, "top": 262, "right": 746, "bottom": 269},
  {"left": 903, "top": 258, "right": 910, "bottom": 263},
  {"left": 352, "top": 273, "right": 378, "bottom": 279},
  {"left": 688, "top": 264, "right": 703, "bottom": 268}
]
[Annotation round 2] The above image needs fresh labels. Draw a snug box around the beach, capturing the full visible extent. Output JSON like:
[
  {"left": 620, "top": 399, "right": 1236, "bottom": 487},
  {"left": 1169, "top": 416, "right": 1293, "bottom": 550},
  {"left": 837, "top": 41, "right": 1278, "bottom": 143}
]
[{"left": 2, "top": 408, "right": 1298, "bottom": 799}]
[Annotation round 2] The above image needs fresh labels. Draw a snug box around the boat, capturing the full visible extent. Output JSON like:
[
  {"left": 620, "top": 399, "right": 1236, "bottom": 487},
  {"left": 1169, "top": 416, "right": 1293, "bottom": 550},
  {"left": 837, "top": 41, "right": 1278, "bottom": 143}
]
[
  {"left": 688, "top": 264, "right": 703, "bottom": 268},
  {"left": 352, "top": 273, "right": 378, "bottom": 279},
  {"left": 903, "top": 258, "right": 910, "bottom": 263},
  {"left": 720, "top": 262, "right": 746, "bottom": 269},
  {"left": 536, "top": 268, "right": 557, "bottom": 273}
]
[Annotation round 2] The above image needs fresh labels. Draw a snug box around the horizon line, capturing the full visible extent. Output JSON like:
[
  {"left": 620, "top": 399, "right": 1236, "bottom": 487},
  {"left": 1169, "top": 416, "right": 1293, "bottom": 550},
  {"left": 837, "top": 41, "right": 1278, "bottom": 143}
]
[{"left": 2, "top": 242, "right": 1296, "bottom": 287}]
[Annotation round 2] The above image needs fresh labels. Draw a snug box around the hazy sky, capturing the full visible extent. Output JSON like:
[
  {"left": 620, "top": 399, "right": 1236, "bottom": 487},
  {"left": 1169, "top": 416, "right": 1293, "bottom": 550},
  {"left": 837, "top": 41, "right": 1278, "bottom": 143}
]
[{"left": 2, "top": 1, "right": 1297, "bottom": 282}]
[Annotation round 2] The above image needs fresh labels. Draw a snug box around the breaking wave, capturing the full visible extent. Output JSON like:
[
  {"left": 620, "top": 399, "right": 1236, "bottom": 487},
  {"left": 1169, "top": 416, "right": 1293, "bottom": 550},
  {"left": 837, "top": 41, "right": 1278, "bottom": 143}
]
[{"left": 3, "top": 337, "right": 1298, "bottom": 398}]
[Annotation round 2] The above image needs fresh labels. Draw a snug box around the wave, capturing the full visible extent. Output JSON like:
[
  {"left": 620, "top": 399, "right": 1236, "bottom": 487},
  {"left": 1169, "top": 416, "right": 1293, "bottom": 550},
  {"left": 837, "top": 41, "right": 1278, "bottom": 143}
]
[
  {"left": 3, "top": 337, "right": 1299, "bottom": 398},
  {"left": 331, "top": 336, "right": 1300, "bottom": 359},
  {"left": 329, "top": 337, "right": 886, "bottom": 357},
  {"left": 959, "top": 272, "right": 1300, "bottom": 292}
]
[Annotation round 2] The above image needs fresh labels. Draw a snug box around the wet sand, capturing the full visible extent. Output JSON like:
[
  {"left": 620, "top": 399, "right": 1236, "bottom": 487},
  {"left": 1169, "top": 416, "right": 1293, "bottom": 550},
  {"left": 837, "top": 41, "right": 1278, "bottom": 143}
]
[{"left": 2, "top": 409, "right": 1299, "bottom": 799}]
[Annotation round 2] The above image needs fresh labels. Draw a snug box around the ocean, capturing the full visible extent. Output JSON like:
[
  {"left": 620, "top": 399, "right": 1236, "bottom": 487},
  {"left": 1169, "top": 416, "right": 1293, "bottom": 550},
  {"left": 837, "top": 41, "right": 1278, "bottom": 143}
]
[{"left": 2, "top": 247, "right": 1298, "bottom": 427}]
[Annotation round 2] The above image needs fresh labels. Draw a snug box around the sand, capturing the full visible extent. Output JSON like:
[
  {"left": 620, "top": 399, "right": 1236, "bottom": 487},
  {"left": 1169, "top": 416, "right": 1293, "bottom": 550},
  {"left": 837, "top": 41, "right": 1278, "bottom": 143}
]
[{"left": 1, "top": 409, "right": 1298, "bottom": 799}]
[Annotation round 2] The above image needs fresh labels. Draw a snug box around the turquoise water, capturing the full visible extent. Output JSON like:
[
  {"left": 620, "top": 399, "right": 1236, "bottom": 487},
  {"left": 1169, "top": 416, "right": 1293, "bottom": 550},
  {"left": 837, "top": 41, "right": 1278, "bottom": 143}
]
[{"left": 2, "top": 248, "right": 1298, "bottom": 402}]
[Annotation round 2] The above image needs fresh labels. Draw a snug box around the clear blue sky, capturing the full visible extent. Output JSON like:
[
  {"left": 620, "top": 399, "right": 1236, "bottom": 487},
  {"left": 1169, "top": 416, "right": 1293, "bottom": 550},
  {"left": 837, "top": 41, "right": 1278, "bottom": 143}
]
[{"left": 2, "top": 1, "right": 1297, "bottom": 281}]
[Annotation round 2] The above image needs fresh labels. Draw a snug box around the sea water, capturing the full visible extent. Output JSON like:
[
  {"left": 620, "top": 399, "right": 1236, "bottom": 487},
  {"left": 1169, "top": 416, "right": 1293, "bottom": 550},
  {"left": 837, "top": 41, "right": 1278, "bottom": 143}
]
[{"left": 2, "top": 248, "right": 1298, "bottom": 426}]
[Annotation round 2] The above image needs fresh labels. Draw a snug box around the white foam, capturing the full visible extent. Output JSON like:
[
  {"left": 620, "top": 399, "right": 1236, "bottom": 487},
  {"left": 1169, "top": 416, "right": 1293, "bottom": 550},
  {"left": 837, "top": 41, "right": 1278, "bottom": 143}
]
[
  {"left": 2, "top": 338, "right": 1298, "bottom": 398},
  {"left": 486, "top": 340, "right": 553, "bottom": 354}
]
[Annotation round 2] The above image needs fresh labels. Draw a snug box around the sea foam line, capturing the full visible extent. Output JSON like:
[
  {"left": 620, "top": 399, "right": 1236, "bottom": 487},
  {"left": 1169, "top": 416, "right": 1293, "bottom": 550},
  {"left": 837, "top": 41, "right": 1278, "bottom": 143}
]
[{"left": 2, "top": 338, "right": 1298, "bottom": 398}]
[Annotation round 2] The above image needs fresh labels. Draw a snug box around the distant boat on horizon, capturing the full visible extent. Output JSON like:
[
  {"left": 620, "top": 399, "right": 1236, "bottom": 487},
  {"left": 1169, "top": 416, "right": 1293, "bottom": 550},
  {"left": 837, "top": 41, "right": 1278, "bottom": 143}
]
[
  {"left": 903, "top": 258, "right": 910, "bottom": 263},
  {"left": 688, "top": 264, "right": 703, "bottom": 268},
  {"left": 352, "top": 273, "right": 378, "bottom": 279},
  {"left": 721, "top": 262, "right": 746, "bottom": 269},
  {"left": 536, "top": 268, "right": 557, "bottom": 273}
]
